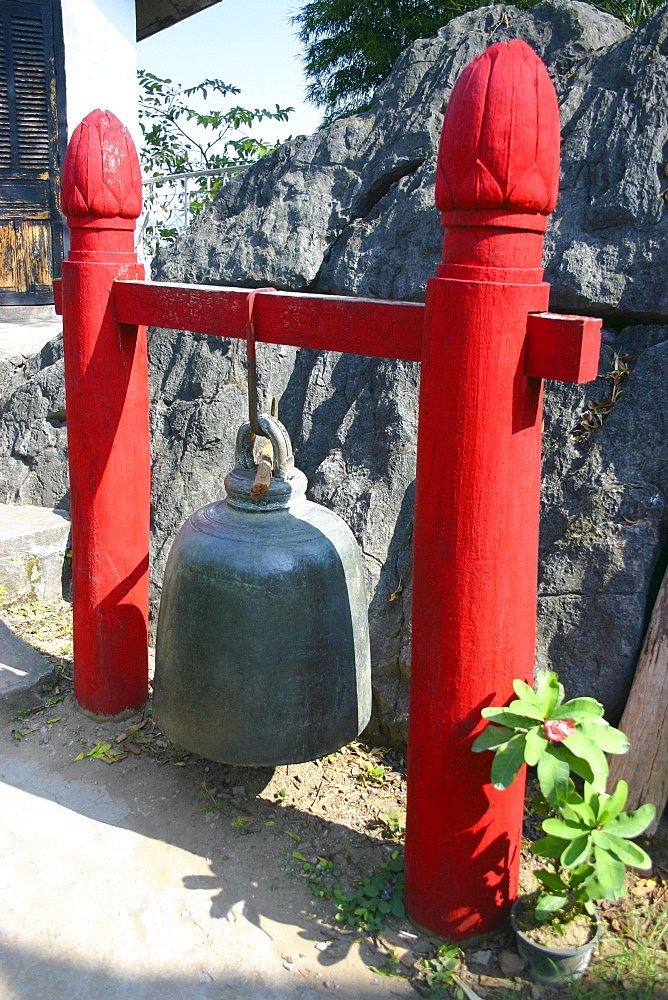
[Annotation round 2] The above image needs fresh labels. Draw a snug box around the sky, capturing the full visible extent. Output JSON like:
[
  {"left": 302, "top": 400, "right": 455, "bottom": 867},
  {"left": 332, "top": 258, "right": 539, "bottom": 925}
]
[{"left": 137, "top": 0, "right": 323, "bottom": 148}]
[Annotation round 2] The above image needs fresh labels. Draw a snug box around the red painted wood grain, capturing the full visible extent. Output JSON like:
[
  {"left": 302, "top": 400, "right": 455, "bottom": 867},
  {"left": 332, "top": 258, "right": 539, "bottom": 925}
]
[
  {"left": 60, "top": 110, "right": 150, "bottom": 718},
  {"left": 113, "top": 280, "right": 424, "bottom": 362}
]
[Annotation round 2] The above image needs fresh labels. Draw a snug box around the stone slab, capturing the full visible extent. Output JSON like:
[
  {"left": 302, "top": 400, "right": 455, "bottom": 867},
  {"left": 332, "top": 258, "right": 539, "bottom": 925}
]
[
  {"left": 0, "top": 505, "right": 70, "bottom": 605},
  {"left": 0, "top": 618, "right": 58, "bottom": 710}
]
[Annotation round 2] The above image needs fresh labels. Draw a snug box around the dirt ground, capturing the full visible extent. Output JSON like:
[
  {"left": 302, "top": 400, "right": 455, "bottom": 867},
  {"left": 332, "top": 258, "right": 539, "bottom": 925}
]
[{"left": 1, "top": 599, "right": 666, "bottom": 1000}]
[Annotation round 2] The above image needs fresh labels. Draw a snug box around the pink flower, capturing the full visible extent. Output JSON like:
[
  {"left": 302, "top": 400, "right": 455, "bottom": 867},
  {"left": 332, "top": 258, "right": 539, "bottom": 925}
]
[{"left": 544, "top": 719, "right": 576, "bottom": 743}]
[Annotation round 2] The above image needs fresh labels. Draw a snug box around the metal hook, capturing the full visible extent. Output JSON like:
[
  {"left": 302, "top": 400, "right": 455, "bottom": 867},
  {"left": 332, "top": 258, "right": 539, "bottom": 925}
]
[{"left": 245, "top": 287, "right": 274, "bottom": 436}]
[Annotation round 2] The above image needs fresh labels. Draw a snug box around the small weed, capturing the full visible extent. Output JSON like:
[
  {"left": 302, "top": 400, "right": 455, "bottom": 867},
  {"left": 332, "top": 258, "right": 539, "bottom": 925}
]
[
  {"left": 418, "top": 943, "right": 461, "bottom": 997},
  {"left": 369, "top": 949, "right": 406, "bottom": 978},
  {"left": 46, "top": 695, "right": 64, "bottom": 706},
  {"left": 573, "top": 351, "right": 631, "bottom": 445},
  {"left": 230, "top": 815, "right": 254, "bottom": 831},
  {"left": 0, "top": 584, "right": 7, "bottom": 603},
  {"left": 380, "top": 806, "right": 406, "bottom": 839},
  {"left": 356, "top": 762, "right": 386, "bottom": 786},
  {"left": 273, "top": 789, "right": 287, "bottom": 801},
  {"left": 11, "top": 727, "right": 37, "bottom": 741},
  {"left": 9, "top": 707, "right": 38, "bottom": 721},
  {"left": 13, "top": 602, "right": 48, "bottom": 619},
  {"left": 571, "top": 907, "right": 668, "bottom": 1000},
  {"left": 195, "top": 780, "right": 223, "bottom": 813},
  {"left": 308, "top": 850, "right": 405, "bottom": 933}
]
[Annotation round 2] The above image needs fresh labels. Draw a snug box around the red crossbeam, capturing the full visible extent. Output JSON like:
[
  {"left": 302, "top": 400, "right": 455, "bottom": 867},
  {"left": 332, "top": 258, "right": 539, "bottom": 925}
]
[{"left": 113, "top": 280, "right": 424, "bottom": 362}]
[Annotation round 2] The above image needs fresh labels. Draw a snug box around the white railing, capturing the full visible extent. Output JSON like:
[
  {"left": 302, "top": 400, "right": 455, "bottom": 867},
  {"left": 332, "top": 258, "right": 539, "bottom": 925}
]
[{"left": 137, "top": 165, "right": 249, "bottom": 261}]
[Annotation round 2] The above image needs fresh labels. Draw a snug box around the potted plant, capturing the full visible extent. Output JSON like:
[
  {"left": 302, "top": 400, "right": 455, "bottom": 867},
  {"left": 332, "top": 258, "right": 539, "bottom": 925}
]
[{"left": 473, "top": 670, "right": 656, "bottom": 985}]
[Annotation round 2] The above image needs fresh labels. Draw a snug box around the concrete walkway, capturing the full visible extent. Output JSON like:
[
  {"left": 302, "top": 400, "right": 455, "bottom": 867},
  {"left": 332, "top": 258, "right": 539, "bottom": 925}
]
[
  {"left": 0, "top": 310, "right": 61, "bottom": 361},
  {"left": 0, "top": 638, "right": 417, "bottom": 1000}
]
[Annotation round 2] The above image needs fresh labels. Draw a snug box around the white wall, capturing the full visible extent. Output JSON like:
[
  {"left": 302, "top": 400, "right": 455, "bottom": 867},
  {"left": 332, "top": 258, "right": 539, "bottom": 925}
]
[{"left": 60, "top": 0, "right": 140, "bottom": 151}]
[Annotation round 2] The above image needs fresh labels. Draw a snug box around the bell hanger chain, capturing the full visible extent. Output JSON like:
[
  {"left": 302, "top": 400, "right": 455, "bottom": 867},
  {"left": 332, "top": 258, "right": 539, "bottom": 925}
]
[{"left": 245, "top": 287, "right": 275, "bottom": 436}]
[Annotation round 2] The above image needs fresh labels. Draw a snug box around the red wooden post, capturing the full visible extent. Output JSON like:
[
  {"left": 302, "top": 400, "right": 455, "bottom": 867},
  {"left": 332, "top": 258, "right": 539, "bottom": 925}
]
[
  {"left": 60, "top": 110, "right": 150, "bottom": 718},
  {"left": 405, "top": 40, "right": 564, "bottom": 939}
]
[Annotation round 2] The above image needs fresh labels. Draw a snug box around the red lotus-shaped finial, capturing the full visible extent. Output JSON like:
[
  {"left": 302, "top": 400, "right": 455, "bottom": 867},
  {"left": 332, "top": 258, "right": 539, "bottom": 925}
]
[
  {"left": 61, "top": 110, "right": 142, "bottom": 220},
  {"left": 435, "top": 40, "right": 560, "bottom": 218}
]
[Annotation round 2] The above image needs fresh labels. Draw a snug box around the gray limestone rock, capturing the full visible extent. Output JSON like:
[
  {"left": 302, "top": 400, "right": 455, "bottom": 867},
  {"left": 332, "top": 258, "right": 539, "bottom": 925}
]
[
  {"left": 1, "top": 1, "right": 667, "bottom": 741},
  {"left": 0, "top": 336, "right": 68, "bottom": 511}
]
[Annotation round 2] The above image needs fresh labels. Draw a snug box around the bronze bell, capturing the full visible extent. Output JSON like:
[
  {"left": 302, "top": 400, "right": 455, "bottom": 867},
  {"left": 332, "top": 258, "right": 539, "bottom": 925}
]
[{"left": 153, "top": 414, "right": 372, "bottom": 766}]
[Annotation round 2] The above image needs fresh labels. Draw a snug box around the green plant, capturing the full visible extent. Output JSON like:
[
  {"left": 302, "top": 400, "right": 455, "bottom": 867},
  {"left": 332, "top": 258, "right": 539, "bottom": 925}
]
[
  {"left": 568, "top": 904, "right": 668, "bottom": 999},
  {"left": 230, "top": 815, "right": 254, "bottom": 830},
  {"left": 473, "top": 671, "right": 629, "bottom": 805},
  {"left": 138, "top": 71, "right": 293, "bottom": 253},
  {"left": 474, "top": 670, "right": 655, "bottom": 932},
  {"left": 369, "top": 949, "right": 406, "bottom": 978},
  {"left": 195, "top": 780, "right": 223, "bottom": 813},
  {"left": 418, "top": 942, "right": 461, "bottom": 996},
  {"left": 530, "top": 779, "right": 654, "bottom": 922},
  {"left": 380, "top": 806, "right": 406, "bottom": 839},
  {"left": 308, "top": 850, "right": 405, "bottom": 932},
  {"left": 9, "top": 706, "right": 38, "bottom": 721},
  {"left": 359, "top": 762, "right": 386, "bottom": 785}
]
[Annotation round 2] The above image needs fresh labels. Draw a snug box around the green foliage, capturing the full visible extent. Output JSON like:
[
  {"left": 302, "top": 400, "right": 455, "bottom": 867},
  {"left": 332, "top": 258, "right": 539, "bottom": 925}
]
[
  {"left": 472, "top": 671, "right": 628, "bottom": 801},
  {"left": 418, "top": 942, "right": 460, "bottom": 995},
  {"left": 293, "top": 0, "right": 666, "bottom": 126},
  {"left": 308, "top": 850, "right": 405, "bottom": 932},
  {"left": 138, "top": 70, "right": 293, "bottom": 253},
  {"left": 195, "top": 780, "right": 223, "bottom": 813},
  {"left": 531, "top": 780, "right": 654, "bottom": 921},
  {"left": 380, "top": 806, "right": 406, "bottom": 838},
  {"left": 474, "top": 670, "right": 656, "bottom": 926}
]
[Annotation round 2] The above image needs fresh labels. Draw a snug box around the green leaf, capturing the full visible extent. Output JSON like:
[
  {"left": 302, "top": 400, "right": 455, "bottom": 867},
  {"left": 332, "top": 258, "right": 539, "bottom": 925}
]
[
  {"left": 542, "top": 817, "right": 590, "bottom": 840},
  {"left": 578, "top": 719, "right": 630, "bottom": 754},
  {"left": 481, "top": 708, "right": 537, "bottom": 730},
  {"left": 561, "top": 800, "right": 596, "bottom": 826},
  {"left": 490, "top": 733, "right": 527, "bottom": 789},
  {"left": 603, "top": 803, "right": 656, "bottom": 839},
  {"left": 74, "top": 752, "right": 85, "bottom": 761},
  {"left": 549, "top": 698, "right": 604, "bottom": 721},
  {"left": 535, "top": 893, "right": 568, "bottom": 921},
  {"left": 535, "top": 671, "right": 563, "bottom": 716},
  {"left": 601, "top": 833, "right": 652, "bottom": 869},
  {"left": 587, "top": 846, "right": 626, "bottom": 900},
  {"left": 598, "top": 780, "right": 628, "bottom": 826},
  {"left": 534, "top": 869, "right": 569, "bottom": 892},
  {"left": 531, "top": 835, "right": 569, "bottom": 859},
  {"left": 551, "top": 744, "right": 596, "bottom": 785},
  {"left": 592, "top": 829, "right": 611, "bottom": 849},
  {"left": 509, "top": 698, "right": 545, "bottom": 721},
  {"left": 524, "top": 726, "right": 549, "bottom": 766},
  {"left": 537, "top": 749, "right": 570, "bottom": 808},
  {"left": 513, "top": 678, "right": 543, "bottom": 710},
  {"left": 471, "top": 725, "right": 514, "bottom": 752},
  {"left": 561, "top": 732, "right": 609, "bottom": 792},
  {"left": 561, "top": 834, "right": 593, "bottom": 868},
  {"left": 569, "top": 864, "right": 594, "bottom": 889}
]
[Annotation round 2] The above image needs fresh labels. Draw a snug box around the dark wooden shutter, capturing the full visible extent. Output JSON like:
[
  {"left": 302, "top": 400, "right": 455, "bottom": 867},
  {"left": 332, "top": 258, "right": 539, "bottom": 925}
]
[{"left": 0, "top": 0, "right": 62, "bottom": 304}]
